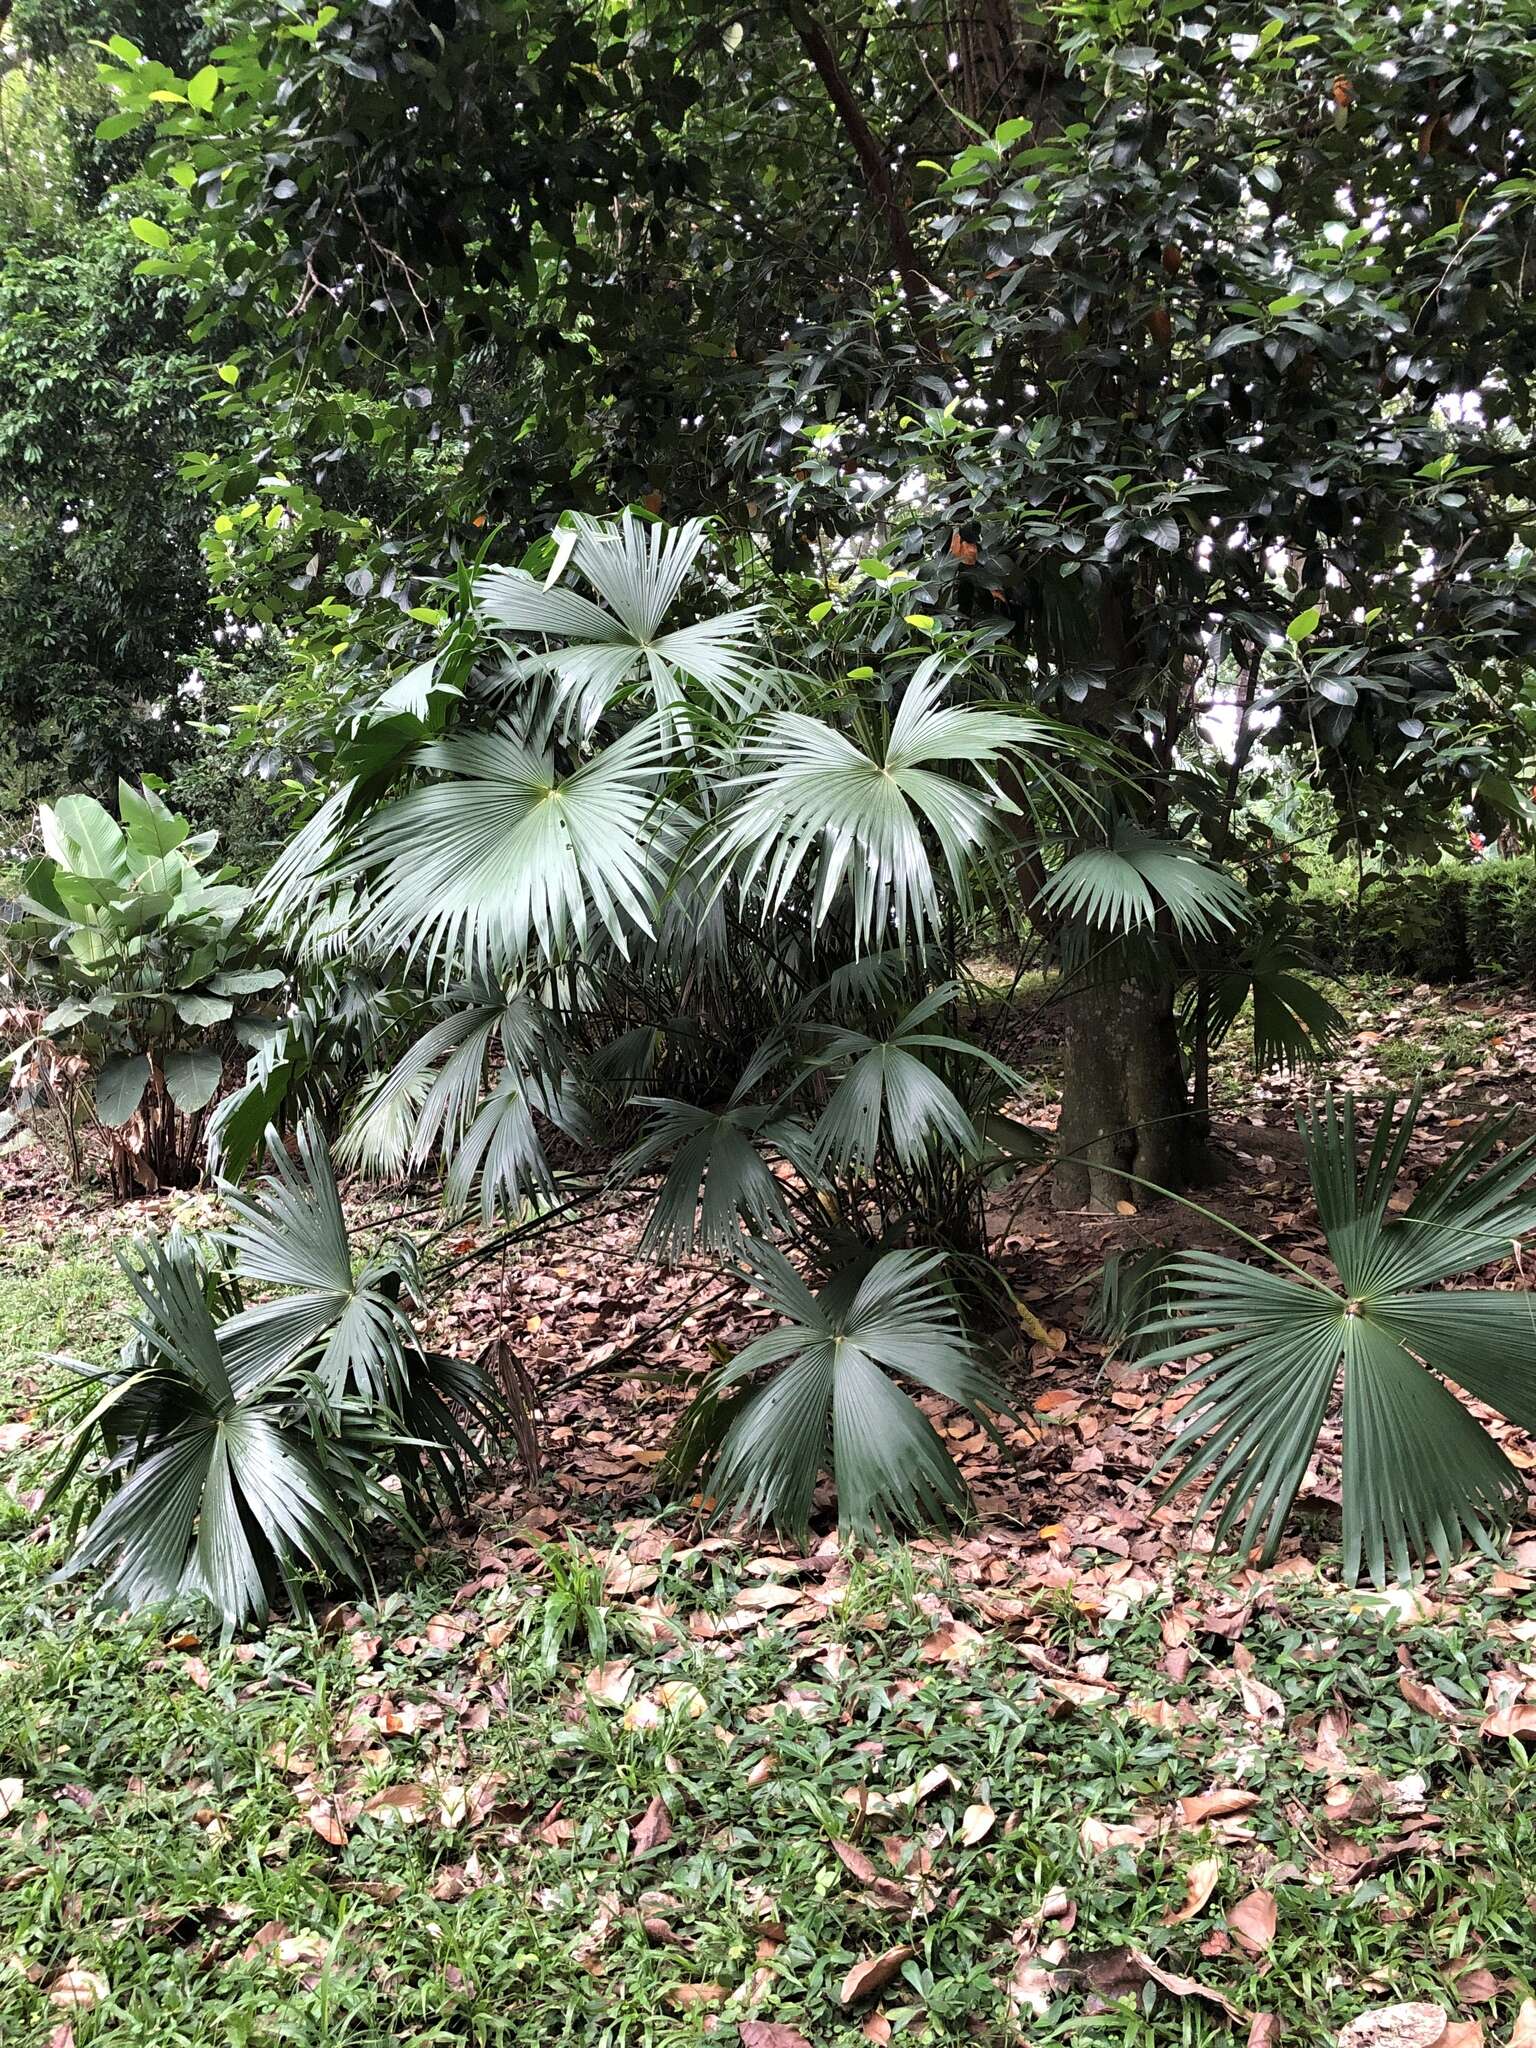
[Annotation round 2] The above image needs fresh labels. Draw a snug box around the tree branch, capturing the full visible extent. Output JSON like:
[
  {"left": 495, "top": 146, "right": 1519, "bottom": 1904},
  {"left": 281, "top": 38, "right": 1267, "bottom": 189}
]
[{"left": 790, "top": 6, "right": 934, "bottom": 343}]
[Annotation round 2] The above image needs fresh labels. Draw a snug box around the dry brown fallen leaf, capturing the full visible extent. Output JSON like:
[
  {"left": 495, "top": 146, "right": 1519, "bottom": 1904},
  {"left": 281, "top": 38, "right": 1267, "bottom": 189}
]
[
  {"left": 0, "top": 1777, "right": 24, "bottom": 1822},
  {"left": 584, "top": 1660, "right": 635, "bottom": 1708},
  {"left": 1247, "top": 2017, "right": 1283, "bottom": 2047},
  {"left": 303, "top": 1798, "right": 350, "bottom": 1847},
  {"left": 1456, "top": 1970, "right": 1500, "bottom": 2005},
  {"left": 1080, "top": 1815, "right": 1150, "bottom": 1855},
  {"left": 1336, "top": 2005, "right": 1451, "bottom": 2048},
  {"left": 861, "top": 2016, "right": 893, "bottom": 2045},
  {"left": 48, "top": 1967, "right": 108, "bottom": 2011},
  {"left": 632, "top": 1794, "right": 672, "bottom": 1857},
  {"left": 1226, "top": 1889, "right": 1277, "bottom": 1955},
  {"left": 664, "top": 1982, "right": 726, "bottom": 2012},
  {"left": 1397, "top": 1669, "right": 1456, "bottom": 1721},
  {"left": 1164, "top": 1856, "right": 1222, "bottom": 1925},
  {"left": 1441, "top": 2024, "right": 1484, "bottom": 2048},
  {"left": 839, "top": 1943, "right": 915, "bottom": 2006},
  {"left": 1479, "top": 1675, "right": 1536, "bottom": 1741},
  {"left": 918, "top": 1621, "right": 986, "bottom": 1666},
  {"left": 361, "top": 1783, "right": 428, "bottom": 1824},
  {"left": 1178, "top": 1787, "right": 1262, "bottom": 1827},
  {"left": 738, "top": 2025, "right": 813, "bottom": 2048},
  {"left": 831, "top": 1838, "right": 880, "bottom": 1885},
  {"left": 959, "top": 1801, "right": 996, "bottom": 1847},
  {"left": 734, "top": 1583, "right": 803, "bottom": 1613},
  {"left": 1509, "top": 2001, "right": 1536, "bottom": 2048},
  {"left": 1129, "top": 1949, "right": 1247, "bottom": 2023}
]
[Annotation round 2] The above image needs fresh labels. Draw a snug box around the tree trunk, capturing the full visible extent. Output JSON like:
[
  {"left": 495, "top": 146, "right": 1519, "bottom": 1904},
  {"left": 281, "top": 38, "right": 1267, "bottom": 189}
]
[{"left": 1053, "top": 975, "right": 1204, "bottom": 1209}]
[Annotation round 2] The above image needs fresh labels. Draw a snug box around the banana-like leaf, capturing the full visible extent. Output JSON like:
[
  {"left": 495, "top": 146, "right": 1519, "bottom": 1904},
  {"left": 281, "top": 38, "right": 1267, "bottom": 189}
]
[
  {"left": 682, "top": 1242, "right": 1007, "bottom": 1539},
  {"left": 95, "top": 1051, "right": 149, "bottom": 1128},
  {"left": 164, "top": 1048, "right": 224, "bottom": 1115},
  {"left": 1145, "top": 1091, "right": 1536, "bottom": 1583}
]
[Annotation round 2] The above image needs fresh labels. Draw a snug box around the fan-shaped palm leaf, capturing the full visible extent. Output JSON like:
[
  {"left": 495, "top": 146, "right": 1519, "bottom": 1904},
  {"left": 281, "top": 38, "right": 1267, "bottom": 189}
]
[
  {"left": 341, "top": 720, "right": 671, "bottom": 977},
  {"left": 54, "top": 1233, "right": 359, "bottom": 1626},
  {"left": 1145, "top": 1091, "right": 1536, "bottom": 1583},
  {"left": 219, "top": 1118, "right": 420, "bottom": 1405},
  {"left": 805, "top": 983, "right": 1024, "bottom": 1173},
  {"left": 476, "top": 513, "right": 765, "bottom": 732},
  {"left": 680, "top": 1242, "right": 1008, "bottom": 1538},
  {"left": 1039, "top": 831, "right": 1249, "bottom": 942},
  {"left": 706, "top": 659, "right": 1067, "bottom": 951},
  {"left": 1187, "top": 935, "right": 1346, "bottom": 1073},
  {"left": 622, "top": 1093, "right": 813, "bottom": 1260}
]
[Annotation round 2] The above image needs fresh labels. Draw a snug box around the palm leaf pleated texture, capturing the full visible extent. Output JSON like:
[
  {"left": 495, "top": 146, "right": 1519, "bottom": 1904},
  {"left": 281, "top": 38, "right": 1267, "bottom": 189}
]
[
  {"left": 52, "top": 1119, "right": 497, "bottom": 1627},
  {"left": 1145, "top": 1092, "right": 1536, "bottom": 1583}
]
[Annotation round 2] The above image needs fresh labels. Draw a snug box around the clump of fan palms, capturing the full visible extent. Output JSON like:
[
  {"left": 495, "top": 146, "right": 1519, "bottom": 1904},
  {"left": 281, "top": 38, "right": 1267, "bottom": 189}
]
[
  {"left": 48, "top": 1118, "right": 499, "bottom": 1628},
  {"left": 224, "top": 513, "right": 1269, "bottom": 1542}
]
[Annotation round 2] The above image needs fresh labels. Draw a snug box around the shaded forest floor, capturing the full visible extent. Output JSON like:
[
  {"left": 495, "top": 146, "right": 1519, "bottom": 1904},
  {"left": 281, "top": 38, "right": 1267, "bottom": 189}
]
[{"left": 4, "top": 977, "right": 1536, "bottom": 2045}]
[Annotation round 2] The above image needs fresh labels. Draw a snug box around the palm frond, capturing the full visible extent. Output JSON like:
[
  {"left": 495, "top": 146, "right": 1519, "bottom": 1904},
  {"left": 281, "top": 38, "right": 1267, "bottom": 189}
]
[
  {"left": 56, "top": 1232, "right": 358, "bottom": 1626},
  {"left": 476, "top": 513, "right": 765, "bottom": 733},
  {"left": 682, "top": 1243, "right": 1007, "bottom": 1538},
  {"left": 804, "top": 985, "right": 1022, "bottom": 1174},
  {"left": 1144, "top": 1092, "right": 1536, "bottom": 1582},
  {"left": 622, "top": 1096, "right": 812, "bottom": 1260},
  {"left": 1040, "top": 831, "right": 1249, "bottom": 943},
  {"left": 1189, "top": 936, "right": 1347, "bottom": 1074},
  {"left": 342, "top": 722, "right": 670, "bottom": 978},
  {"left": 706, "top": 659, "right": 1066, "bottom": 952},
  {"left": 219, "top": 1118, "right": 417, "bottom": 1405}
]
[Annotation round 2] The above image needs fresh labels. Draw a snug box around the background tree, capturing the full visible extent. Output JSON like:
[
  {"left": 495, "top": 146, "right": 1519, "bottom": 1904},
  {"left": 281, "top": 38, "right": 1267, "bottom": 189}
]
[
  {"left": 87, "top": 0, "right": 1536, "bottom": 1206},
  {"left": 0, "top": 0, "right": 240, "bottom": 824}
]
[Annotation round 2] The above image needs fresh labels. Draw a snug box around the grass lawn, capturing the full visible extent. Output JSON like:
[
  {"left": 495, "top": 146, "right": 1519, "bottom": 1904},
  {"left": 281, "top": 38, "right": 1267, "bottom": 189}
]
[{"left": 4, "top": 1221, "right": 1536, "bottom": 2046}]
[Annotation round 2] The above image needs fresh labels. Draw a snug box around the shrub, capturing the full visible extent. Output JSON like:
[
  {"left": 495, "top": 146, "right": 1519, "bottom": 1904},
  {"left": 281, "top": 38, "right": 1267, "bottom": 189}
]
[
  {"left": 1297, "top": 856, "right": 1536, "bottom": 984},
  {"left": 49, "top": 1120, "right": 499, "bottom": 1628},
  {"left": 1, "top": 781, "right": 284, "bottom": 1194}
]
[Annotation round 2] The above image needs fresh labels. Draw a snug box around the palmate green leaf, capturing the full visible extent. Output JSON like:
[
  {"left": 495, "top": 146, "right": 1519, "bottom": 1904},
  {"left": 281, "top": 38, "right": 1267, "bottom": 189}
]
[
  {"left": 219, "top": 1118, "right": 418, "bottom": 1405},
  {"left": 622, "top": 1095, "right": 813, "bottom": 1260},
  {"left": 1038, "top": 830, "right": 1249, "bottom": 942},
  {"left": 340, "top": 991, "right": 571, "bottom": 1222},
  {"left": 805, "top": 982, "right": 1024, "bottom": 1173},
  {"left": 56, "top": 1233, "right": 358, "bottom": 1627},
  {"left": 476, "top": 513, "right": 765, "bottom": 733},
  {"left": 1146, "top": 1091, "right": 1536, "bottom": 1583},
  {"left": 706, "top": 657, "right": 1066, "bottom": 952},
  {"left": 686, "top": 1243, "right": 1008, "bottom": 1539},
  {"left": 342, "top": 720, "right": 670, "bottom": 977},
  {"left": 1189, "top": 936, "right": 1346, "bottom": 1074}
]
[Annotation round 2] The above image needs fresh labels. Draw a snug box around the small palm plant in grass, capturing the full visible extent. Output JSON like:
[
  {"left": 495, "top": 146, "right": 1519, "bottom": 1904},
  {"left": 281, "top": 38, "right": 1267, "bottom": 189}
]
[
  {"left": 1144, "top": 1090, "right": 1536, "bottom": 1584},
  {"left": 47, "top": 1118, "right": 500, "bottom": 1629}
]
